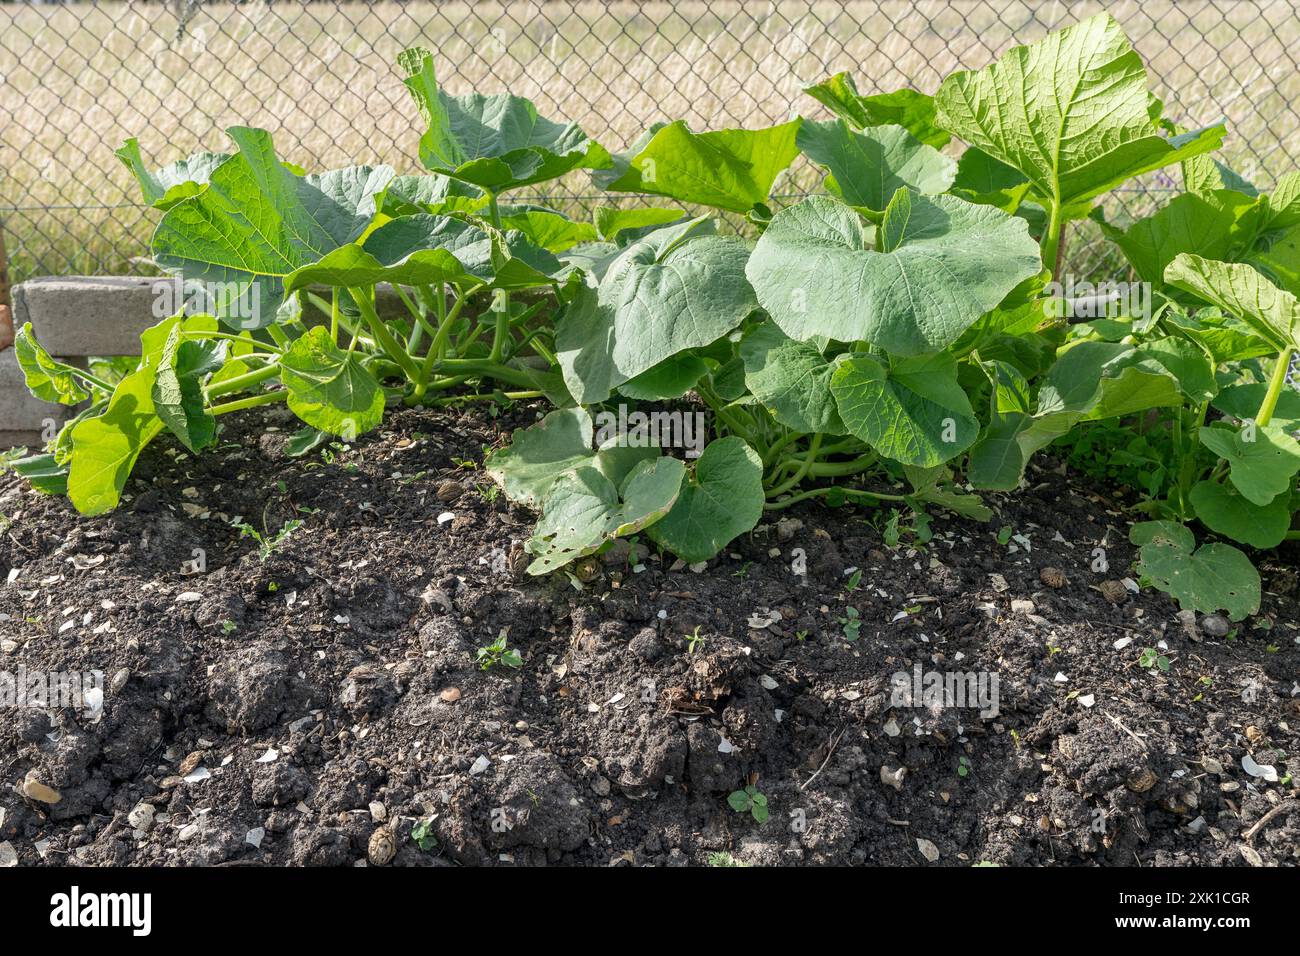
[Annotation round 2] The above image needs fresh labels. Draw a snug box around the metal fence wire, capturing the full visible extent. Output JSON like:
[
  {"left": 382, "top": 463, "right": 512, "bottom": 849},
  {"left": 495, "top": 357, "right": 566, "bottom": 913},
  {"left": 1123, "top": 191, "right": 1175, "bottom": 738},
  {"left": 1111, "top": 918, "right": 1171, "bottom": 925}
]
[{"left": 2, "top": 0, "right": 1298, "bottom": 286}]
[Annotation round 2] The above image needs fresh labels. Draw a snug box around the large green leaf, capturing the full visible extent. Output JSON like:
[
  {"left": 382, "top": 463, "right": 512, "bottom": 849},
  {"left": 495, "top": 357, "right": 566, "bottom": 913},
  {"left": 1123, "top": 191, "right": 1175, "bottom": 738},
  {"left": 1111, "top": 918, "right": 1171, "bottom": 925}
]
[
  {"left": 66, "top": 315, "right": 211, "bottom": 515},
  {"left": 1096, "top": 192, "right": 1252, "bottom": 286},
  {"left": 968, "top": 342, "right": 1185, "bottom": 490},
  {"left": 484, "top": 407, "right": 659, "bottom": 508},
  {"left": 1164, "top": 254, "right": 1299, "bottom": 352},
  {"left": 796, "top": 120, "right": 956, "bottom": 213},
  {"left": 555, "top": 218, "right": 756, "bottom": 403},
  {"left": 526, "top": 457, "right": 686, "bottom": 574},
  {"left": 279, "top": 327, "right": 385, "bottom": 439},
  {"left": 116, "top": 138, "right": 230, "bottom": 210},
  {"left": 1130, "top": 520, "right": 1260, "bottom": 620},
  {"left": 399, "top": 48, "right": 610, "bottom": 193},
  {"left": 804, "top": 75, "right": 950, "bottom": 148},
  {"left": 739, "top": 324, "right": 845, "bottom": 434},
  {"left": 831, "top": 352, "right": 978, "bottom": 467},
  {"left": 1198, "top": 422, "right": 1300, "bottom": 506},
  {"left": 593, "top": 205, "right": 685, "bottom": 244},
  {"left": 1189, "top": 480, "right": 1291, "bottom": 549},
  {"left": 645, "top": 437, "right": 764, "bottom": 563},
  {"left": 935, "top": 14, "right": 1224, "bottom": 212},
  {"left": 747, "top": 192, "right": 1040, "bottom": 355},
  {"left": 951, "top": 147, "right": 1031, "bottom": 212},
  {"left": 153, "top": 127, "right": 394, "bottom": 328},
  {"left": 1166, "top": 307, "right": 1278, "bottom": 365},
  {"left": 499, "top": 209, "right": 599, "bottom": 253},
  {"left": 13, "top": 322, "right": 88, "bottom": 404},
  {"left": 594, "top": 120, "right": 800, "bottom": 214},
  {"left": 1212, "top": 382, "right": 1300, "bottom": 430},
  {"left": 152, "top": 315, "right": 223, "bottom": 452}
]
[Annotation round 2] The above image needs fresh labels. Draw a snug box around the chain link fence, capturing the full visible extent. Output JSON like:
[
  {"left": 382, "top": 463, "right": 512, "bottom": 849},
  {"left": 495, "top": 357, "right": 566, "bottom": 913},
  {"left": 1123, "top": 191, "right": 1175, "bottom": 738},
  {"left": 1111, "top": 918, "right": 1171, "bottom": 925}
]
[{"left": 2, "top": 0, "right": 1298, "bottom": 286}]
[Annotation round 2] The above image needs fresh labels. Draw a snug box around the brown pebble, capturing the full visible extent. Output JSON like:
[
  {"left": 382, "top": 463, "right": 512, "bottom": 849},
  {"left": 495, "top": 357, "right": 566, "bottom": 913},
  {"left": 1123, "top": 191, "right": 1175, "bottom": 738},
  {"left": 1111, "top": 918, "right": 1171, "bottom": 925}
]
[
  {"left": 368, "top": 827, "right": 396, "bottom": 866},
  {"left": 436, "top": 480, "right": 463, "bottom": 502},
  {"left": 574, "top": 555, "right": 601, "bottom": 583},
  {"left": 1039, "top": 567, "right": 1067, "bottom": 588},
  {"left": 1099, "top": 580, "right": 1128, "bottom": 604},
  {"left": 178, "top": 751, "right": 204, "bottom": 776},
  {"left": 1126, "top": 767, "right": 1157, "bottom": 792},
  {"left": 440, "top": 687, "right": 462, "bottom": 703}
]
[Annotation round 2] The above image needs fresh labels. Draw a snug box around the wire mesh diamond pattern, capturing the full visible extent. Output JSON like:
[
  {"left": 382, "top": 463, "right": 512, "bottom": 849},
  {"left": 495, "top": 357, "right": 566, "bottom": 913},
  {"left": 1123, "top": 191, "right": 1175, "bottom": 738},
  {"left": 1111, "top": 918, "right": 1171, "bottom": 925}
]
[{"left": 1, "top": 0, "right": 1297, "bottom": 285}]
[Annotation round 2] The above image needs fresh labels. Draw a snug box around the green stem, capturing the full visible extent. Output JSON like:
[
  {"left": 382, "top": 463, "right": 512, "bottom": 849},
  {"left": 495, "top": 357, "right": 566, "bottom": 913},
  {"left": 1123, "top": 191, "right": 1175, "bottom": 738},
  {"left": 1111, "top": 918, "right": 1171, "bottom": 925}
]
[
  {"left": 349, "top": 286, "right": 420, "bottom": 381},
  {"left": 209, "top": 390, "right": 287, "bottom": 416},
  {"left": 764, "top": 485, "right": 907, "bottom": 511},
  {"left": 67, "top": 366, "right": 116, "bottom": 394},
  {"left": 1255, "top": 347, "right": 1294, "bottom": 428},
  {"left": 1041, "top": 201, "right": 1063, "bottom": 278},
  {"left": 765, "top": 433, "right": 823, "bottom": 497},
  {"left": 205, "top": 362, "right": 280, "bottom": 400}
]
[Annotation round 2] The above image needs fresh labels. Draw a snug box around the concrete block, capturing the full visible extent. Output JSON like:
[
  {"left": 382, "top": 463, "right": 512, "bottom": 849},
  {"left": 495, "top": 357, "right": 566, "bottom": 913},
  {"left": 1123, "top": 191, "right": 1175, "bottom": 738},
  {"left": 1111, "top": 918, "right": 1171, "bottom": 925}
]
[
  {"left": 0, "top": 347, "right": 71, "bottom": 448},
  {"left": 12, "top": 276, "right": 408, "bottom": 359},
  {"left": 14, "top": 276, "right": 162, "bottom": 357}
]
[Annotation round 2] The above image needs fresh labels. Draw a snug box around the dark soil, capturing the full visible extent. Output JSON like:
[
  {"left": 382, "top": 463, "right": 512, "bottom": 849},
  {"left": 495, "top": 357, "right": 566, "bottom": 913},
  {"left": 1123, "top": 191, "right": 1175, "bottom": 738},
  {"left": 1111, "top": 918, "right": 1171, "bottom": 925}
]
[{"left": 1, "top": 404, "right": 1297, "bottom": 867}]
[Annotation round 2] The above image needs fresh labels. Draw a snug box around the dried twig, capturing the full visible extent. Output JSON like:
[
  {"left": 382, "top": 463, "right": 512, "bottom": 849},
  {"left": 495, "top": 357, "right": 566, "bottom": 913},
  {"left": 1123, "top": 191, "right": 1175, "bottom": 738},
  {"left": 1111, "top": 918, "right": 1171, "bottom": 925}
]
[
  {"left": 1243, "top": 799, "right": 1298, "bottom": 842},
  {"left": 800, "top": 725, "right": 846, "bottom": 792}
]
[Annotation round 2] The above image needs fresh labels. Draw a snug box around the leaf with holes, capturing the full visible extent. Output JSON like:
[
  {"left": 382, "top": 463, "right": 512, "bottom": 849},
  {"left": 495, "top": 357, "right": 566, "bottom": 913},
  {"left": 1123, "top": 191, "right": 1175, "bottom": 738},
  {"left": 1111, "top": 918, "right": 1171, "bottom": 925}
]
[
  {"left": 1131, "top": 520, "right": 1259, "bottom": 620},
  {"left": 645, "top": 437, "right": 764, "bottom": 563}
]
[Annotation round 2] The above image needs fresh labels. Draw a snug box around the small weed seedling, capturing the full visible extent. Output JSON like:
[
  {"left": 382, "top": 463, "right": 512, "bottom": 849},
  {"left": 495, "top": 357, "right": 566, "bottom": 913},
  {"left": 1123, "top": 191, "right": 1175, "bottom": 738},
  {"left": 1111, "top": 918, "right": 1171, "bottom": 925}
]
[
  {"left": 411, "top": 818, "right": 438, "bottom": 852},
  {"left": 839, "top": 606, "right": 862, "bottom": 641},
  {"left": 476, "top": 632, "right": 522, "bottom": 671},
  {"left": 685, "top": 626, "right": 705, "bottom": 655},
  {"left": 235, "top": 517, "right": 303, "bottom": 562},
  {"left": 707, "top": 852, "right": 750, "bottom": 867},
  {"left": 1138, "top": 647, "right": 1171, "bottom": 672},
  {"left": 727, "top": 785, "right": 769, "bottom": 824}
]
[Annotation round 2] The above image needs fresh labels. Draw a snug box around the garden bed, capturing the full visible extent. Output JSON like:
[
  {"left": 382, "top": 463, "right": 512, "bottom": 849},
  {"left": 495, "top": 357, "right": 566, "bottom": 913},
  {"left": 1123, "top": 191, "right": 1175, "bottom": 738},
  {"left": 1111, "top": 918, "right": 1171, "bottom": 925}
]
[{"left": 1, "top": 403, "right": 1296, "bottom": 867}]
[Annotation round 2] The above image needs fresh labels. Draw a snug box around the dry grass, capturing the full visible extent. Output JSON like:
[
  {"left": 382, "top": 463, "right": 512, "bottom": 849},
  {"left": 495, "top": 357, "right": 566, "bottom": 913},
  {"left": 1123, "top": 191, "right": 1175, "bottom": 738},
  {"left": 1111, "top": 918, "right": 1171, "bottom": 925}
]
[{"left": 2, "top": 0, "right": 1298, "bottom": 282}]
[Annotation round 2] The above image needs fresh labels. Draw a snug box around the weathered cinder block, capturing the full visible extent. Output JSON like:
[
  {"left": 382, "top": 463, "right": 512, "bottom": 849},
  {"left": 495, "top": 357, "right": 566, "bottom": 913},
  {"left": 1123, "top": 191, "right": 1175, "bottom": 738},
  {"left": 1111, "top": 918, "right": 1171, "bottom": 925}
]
[
  {"left": 12, "top": 276, "right": 408, "bottom": 359},
  {"left": 0, "top": 346, "right": 71, "bottom": 449},
  {"left": 13, "top": 276, "right": 161, "bottom": 357}
]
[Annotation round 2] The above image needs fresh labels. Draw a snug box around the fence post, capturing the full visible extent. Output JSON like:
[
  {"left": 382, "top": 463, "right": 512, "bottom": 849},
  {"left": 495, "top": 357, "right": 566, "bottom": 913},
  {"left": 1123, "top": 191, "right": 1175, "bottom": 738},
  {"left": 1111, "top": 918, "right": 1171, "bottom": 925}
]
[{"left": 0, "top": 217, "right": 12, "bottom": 351}]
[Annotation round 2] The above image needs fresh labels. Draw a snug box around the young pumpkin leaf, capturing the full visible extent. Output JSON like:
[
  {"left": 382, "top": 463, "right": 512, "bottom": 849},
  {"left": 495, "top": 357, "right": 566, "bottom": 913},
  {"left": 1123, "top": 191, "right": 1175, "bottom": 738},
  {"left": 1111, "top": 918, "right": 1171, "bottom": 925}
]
[
  {"left": 1165, "top": 308, "right": 1278, "bottom": 365},
  {"left": 935, "top": 14, "right": 1224, "bottom": 214},
  {"left": 526, "top": 457, "right": 686, "bottom": 574},
  {"left": 8, "top": 453, "right": 69, "bottom": 496},
  {"left": 594, "top": 119, "right": 801, "bottom": 214},
  {"left": 1096, "top": 192, "right": 1254, "bottom": 287},
  {"left": 1164, "top": 254, "right": 1299, "bottom": 352},
  {"left": 399, "top": 48, "right": 610, "bottom": 193},
  {"left": 13, "top": 323, "right": 89, "bottom": 404},
  {"left": 484, "top": 407, "right": 659, "bottom": 507},
  {"left": 279, "top": 327, "right": 385, "bottom": 439},
  {"left": 116, "top": 138, "right": 230, "bottom": 210},
  {"left": 831, "top": 352, "right": 978, "bottom": 468},
  {"left": 555, "top": 218, "right": 756, "bottom": 403},
  {"left": 1198, "top": 422, "right": 1300, "bottom": 506},
  {"left": 739, "top": 323, "right": 845, "bottom": 434},
  {"left": 498, "top": 209, "right": 599, "bottom": 253},
  {"left": 796, "top": 120, "right": 956, "bottom": 214},
  {"left": 382, "top": 174, "right": 485, "bottom": 217},
  {"left": 1189, "top": 480, "right": 1292, "bottom": 549},
  {"left": 950, "top": 147, "right": 1032, "bottom": 212},
  {"left": 152, "top": 315, "right": 224, "bottom": 452},
  {"left": 1130, "top": 520, "right": 1260, "bottom": 621},
  {"left": 1212, "top": 382, "right": 1300, "bottom": 429},
  {"left": 66, "top": 315, "right": 212, "bottom": 516},
  {"left": 747, "top": 192, "right": 1040, "bottom": 356},
  {"left": 154, "top": 127, "right": 394, "bottom": 328},
  {"left": 645, "top": 437, "right": 764, "bottom": 563},
  {"left": 593, "top": 206, "right": 685, "bottom": 244},
  {"left": 617, "top": 354, "right": 711, "bottom": 401},
  {"left": 803, "top": 75, "right": 950, "bottom": 148}
]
